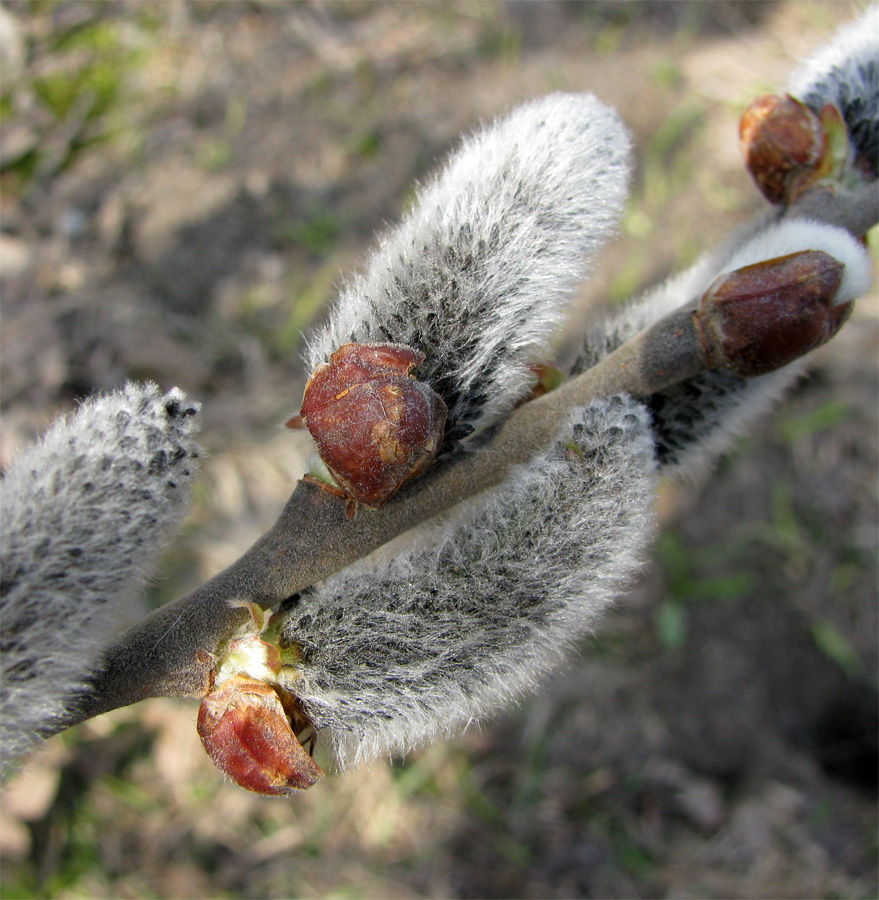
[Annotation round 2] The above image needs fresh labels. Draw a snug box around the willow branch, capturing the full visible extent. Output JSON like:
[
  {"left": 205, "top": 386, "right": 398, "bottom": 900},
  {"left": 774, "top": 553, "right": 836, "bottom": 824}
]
[
  {"left": 54, "top": 177, "right": 876, "bottom": 735},
  {"left": 57, "top": 305, "right": 702, "bottom": 725}
]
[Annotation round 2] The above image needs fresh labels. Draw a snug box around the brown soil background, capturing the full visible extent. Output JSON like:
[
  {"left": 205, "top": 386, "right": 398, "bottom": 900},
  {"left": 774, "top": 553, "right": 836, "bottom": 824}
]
[{"left": 1, "top": 2, "right": 876, "bottom": 898}]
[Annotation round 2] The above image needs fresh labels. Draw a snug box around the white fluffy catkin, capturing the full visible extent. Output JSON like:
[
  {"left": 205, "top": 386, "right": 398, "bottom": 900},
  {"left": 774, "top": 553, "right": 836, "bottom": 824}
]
[
  {"left": 280, "top": 395, "right": 656, "bottom": 770},
  {"left": 575, "top": 219, "right": 874, "bottom": 477},
  {"left": 0, "top": 383, "right": 201, "bottom": 779},
  {"left": 305, "top": 92, "right": 631, "bottom": 446},
  {"left": 788, "top": 3, "right": 879, "bottom": 177}
]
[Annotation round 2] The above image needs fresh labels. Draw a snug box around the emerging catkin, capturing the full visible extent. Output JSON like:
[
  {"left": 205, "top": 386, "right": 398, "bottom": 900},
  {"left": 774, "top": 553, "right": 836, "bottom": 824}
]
[
  {"left": 280, "top": 396, "right": 656, "bottom": 770},
  {"left": 574, "top": 219, "right": 873, "bottom": 478},
  {"left": 305, "top": 93, "right": 631, "bottom": 446},
  {"left": 0, "top": 383, "right": 201, "bottom": 779}
]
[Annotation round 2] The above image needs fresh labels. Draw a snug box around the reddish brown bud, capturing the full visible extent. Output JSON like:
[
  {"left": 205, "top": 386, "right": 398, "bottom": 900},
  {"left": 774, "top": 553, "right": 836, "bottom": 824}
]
[
  {"left": 740, "top": 93, "right": 830, "bottom": 204},
  {"left": 528, "top": 362, "right": 563, "bottom": 400},
  {"left": 300, "top": 342, "right": 448, "bottom": 508},
  {"left": 197, "top": 675, "right": 323, "bottom": 795},
  {"left": 694, "top": 250, "right": 849, "bottom": 378}
]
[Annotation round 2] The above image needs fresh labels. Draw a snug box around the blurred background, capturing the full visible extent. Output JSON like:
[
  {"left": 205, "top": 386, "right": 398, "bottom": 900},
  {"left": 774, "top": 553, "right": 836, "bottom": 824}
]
[{"left": 1, "top": 1, "right": 876, "bottom": 897}]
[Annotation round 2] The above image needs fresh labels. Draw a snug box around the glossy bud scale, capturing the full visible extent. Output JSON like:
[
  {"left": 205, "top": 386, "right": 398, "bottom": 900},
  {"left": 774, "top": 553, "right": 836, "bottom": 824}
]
[
  {"left": 300, "top": 343, "right": 448, "bottom": 508},
  {"left": 740, "top": 93, "right": 830, "bottom": 204},
  {"left": 694, "top": 250, "right": 849, "bottom": 377},
  {"left": 197, "top": 674, "right": 323, "bottom": 795}
]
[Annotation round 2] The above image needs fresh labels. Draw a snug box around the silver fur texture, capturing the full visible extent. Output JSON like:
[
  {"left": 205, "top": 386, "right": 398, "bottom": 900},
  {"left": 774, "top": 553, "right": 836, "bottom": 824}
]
[
  {"left": 305, "top": 92, "right": 631, "bottom": 446},
  {"left": 3, "top": 10, "right": 876, "bottom": 787},
  {"left": 0, "top": 383, "right": 201, "bottom": 778},
  {"left": 574, "top": 218, "right": 873, "bottom": 478},
  {"left": 789, "top": 3, "right": 879, "bottom": 177},
  {"left": 280, "top": 396, "right": 657, "bottom": 771}
]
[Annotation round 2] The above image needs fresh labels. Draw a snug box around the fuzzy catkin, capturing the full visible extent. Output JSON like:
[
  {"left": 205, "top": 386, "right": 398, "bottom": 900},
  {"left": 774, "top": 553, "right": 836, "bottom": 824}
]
[
  {"left": 788, "top": 3, "right": 879, "bottom": 176},
  {"left": 572, "top": 2, "right": 879, "bottom": 478},
  {"left": 306, "top": 92, "right": 631, "bottom": 446},
  {"left": 574, "top": 219, "right": 874, "bottom": 477},
  {"left": 0, "top": 383, "right": 201, "bottom": 778},
  {"left": 280, "top": 395, "right": 656, "bottom": 770}
]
